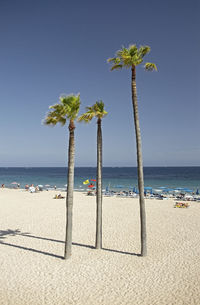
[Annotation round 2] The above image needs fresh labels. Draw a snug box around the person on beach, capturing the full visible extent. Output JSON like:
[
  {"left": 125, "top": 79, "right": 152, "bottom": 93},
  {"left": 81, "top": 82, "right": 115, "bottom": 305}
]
[{"left": 1, "top": 184, "right": 5, "bottom": 188}]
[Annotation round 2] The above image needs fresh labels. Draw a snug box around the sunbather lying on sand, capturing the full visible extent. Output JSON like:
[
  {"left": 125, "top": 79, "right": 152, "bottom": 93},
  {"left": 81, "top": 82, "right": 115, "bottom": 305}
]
[{"left": 54, "top": 194, "right": 65, "bottom": 199}]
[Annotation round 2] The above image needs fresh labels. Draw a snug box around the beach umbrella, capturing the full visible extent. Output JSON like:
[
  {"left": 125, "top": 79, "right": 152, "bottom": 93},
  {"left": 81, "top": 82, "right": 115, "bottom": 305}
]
[
  {"left": 144, "top": 186, "right": 152, "bottom": 195},
  {"left": 11, "top": 182, "right": 18, "bottom": 185},
  {"left": 144, "top": 187, "right": 152, "bottom": 190},
  {"left": 135, "top": 188, "right": 139, "bottom": 194},
  {"left": 153, "top": 189, "right": 163, "bottom": 193},
  {"left": 175, "top": 188, "right": 193, "bottom": 193},
  {"left": 163, "top": 188, "right": 174, "bottom": 192},
  {"left": 90, "top": 179, "right": 96, "bottom": 182},
  {"left": 183, "top": 189, "right": 193, "bottom": 193},
  {"left": 176, "top": 188, "right": 193, "bottom": 193},
  {"left": 83, "top": 179, "right": 89, "bottom": 185},
  {"left": 88, "top": 184, "right": 95, "bottom": 188}
]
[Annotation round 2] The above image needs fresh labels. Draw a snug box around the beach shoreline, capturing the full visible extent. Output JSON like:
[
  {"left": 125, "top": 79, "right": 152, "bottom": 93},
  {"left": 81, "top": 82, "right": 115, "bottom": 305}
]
[{"left": 0, "top": 189, "right": 200, "bottom": 305}]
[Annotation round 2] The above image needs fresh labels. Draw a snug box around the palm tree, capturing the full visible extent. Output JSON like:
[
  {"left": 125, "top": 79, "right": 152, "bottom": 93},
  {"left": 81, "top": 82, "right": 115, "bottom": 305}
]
[
  {"left": 44, "top": 94, "right": 81, "bottom": 259},
  {"left": 108, "top": 45, "right": 157, "bottom": 256},
  {"left": 78, "top": 101, "right": 108, "bottom": 249}
]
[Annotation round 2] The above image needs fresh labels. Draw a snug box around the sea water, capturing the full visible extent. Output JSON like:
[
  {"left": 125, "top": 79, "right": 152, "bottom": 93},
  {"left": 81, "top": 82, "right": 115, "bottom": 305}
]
[{"left": 0, "top": 167, "right": 199, "bottom": 191}]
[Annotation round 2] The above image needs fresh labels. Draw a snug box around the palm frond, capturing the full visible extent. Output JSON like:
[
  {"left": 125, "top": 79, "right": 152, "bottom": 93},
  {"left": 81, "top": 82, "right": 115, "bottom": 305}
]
[
  {"left": 44, "top": 116, "right": 58, "bottom": 126},
  {"left": 107, "top": 57, "right": 118, "bottom": 63},
  {"left": 44, "top": 110, "right": 66, "bottom": 126},
  {"left": 107, "top": 57, "right": 122, "bottom": 70},
  {"left": 144, "top": 62, "right": 158, "bottom": 71},
  {"left": 132, "top": 56, "right": 143, "bottom": 66},
  {"left": 117, "top": 47, "right": 129, "bottom": 58},
  {"left": 121, "top": 54, "right": 132, "bottom": 66},
  {"left": 110, "top": 64, "right": 123, "bottom": 71},
  {"left": 78, "top": 112, "right": 94, "bottom": 123},
  {"left": 128, "top": 44, "right": 138, "bottom": 57},
  {"left": 138, "top": 46, "right": 151, "bottom": 58},
  {"left": 85, "top": 106, "right": 94, "bottom": 112},
  {"left": 44, "top": 93, "right": 80, "bottom": 127}
]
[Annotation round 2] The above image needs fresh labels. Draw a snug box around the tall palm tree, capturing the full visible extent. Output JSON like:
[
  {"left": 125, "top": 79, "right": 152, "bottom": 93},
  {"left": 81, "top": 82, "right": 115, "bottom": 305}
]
[
  {"left": 78, "top": 101, "right": 108, "bottom": 249},
  {"left": 44, "top": 94, "right": 81, "bottom": 259},
  {"left": 108, "top": 45, "right": 157, "bottom": 256}
]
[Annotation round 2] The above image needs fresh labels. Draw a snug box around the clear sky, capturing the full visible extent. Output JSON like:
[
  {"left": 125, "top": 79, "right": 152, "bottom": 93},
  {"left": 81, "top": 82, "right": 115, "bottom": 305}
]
[{"left": 0, "top": 0, "right": 199, "bottom": 167}]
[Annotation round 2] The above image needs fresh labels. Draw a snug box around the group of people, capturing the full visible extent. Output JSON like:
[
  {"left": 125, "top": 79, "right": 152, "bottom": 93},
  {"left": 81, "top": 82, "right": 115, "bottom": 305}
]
[
  {"left": 1, "top": 183, "right": 20, "bottom": 189},
  {"left": 25, "top": 184, "right": 41, "bottom": 193},
  {"left": 1, "top": 183, "right": 57, "bottom": 192}
]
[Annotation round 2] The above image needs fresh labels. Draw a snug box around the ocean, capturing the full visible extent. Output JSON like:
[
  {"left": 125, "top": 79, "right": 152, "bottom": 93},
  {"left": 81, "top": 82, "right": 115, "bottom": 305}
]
[{"left": 0, "top": 167, "right": 200, "bottom": 191}]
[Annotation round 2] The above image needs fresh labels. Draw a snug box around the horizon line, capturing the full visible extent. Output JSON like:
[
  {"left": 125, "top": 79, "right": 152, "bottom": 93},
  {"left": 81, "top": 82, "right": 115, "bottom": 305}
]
[{"left": 0, "top": 166, "right": 200, "bottom": 168}]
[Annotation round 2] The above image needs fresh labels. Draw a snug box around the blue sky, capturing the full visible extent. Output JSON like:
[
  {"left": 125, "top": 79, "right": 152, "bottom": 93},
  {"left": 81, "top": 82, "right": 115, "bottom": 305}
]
[{"left": 0, "top": 0, "right": 199, "bottom": 167}]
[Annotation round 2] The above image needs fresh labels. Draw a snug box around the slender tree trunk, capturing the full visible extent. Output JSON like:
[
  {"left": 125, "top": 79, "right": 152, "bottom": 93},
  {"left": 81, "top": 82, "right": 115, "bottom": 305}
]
[
  {"left": 131, "top": 65, "right": 147, "bottom": 257},
  {"left": 64, "top": 121, "right": 75, "bottom": 259},
  {"left": 95, "top": 118, "right": 102, "bottom": 249}
]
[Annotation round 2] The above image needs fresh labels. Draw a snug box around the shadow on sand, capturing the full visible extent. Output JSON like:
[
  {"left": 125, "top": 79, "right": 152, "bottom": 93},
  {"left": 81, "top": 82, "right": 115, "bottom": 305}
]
[{"left": 0, "top": 229, "right": 139, "bottom": 258}]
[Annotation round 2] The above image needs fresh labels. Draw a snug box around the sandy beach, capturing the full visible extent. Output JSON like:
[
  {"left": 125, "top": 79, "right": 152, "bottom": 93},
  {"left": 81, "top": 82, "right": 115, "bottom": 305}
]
[{"left": 0, "top": 189, "right": 200, "bottom": 305}]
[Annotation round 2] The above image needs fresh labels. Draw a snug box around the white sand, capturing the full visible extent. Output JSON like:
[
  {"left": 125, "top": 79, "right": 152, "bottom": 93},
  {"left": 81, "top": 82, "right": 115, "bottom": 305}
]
[{"left": 0, "top": 189, "right": 200, "bottom": 305}]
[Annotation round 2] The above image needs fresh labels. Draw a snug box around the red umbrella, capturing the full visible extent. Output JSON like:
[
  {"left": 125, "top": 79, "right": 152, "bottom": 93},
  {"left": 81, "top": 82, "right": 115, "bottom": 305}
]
[
  {"left": 88, "top": 184, "right": 95, "bottom": 188},
  {"left": 90, "top": 179, "right": 96, "bottom": 182}
]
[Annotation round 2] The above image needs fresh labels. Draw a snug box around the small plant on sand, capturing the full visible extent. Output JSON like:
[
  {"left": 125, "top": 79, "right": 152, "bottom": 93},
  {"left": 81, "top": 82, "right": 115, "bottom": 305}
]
[
  {"left": 108, "top": 45, "right": 157, "bottom": 256},
  {"left": 44, "top": 94, "right": 81, "bottom": 259},
  {"left": 78, "top": 101, "right": 108, "bottom": 249}
]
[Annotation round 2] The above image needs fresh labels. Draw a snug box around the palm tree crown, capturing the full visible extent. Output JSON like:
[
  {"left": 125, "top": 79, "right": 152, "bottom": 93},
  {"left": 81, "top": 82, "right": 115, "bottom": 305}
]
[
  {"left": 44, "top": 94, "right": 81, "bottom": 127},
  {"left": 107, "top": 44, "right": 157, "bottom": 71},
  {"left": 78, "top": 101, "right": 108, "bottom": 123}
]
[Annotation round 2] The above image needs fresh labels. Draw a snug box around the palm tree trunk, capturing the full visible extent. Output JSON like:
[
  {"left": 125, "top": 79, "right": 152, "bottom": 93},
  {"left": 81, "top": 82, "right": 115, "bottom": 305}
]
[
  {"left": 131, "top": 65, "right": 147, "bottom": 257},
  {"left": 95, "top": 118, "right": 102, "bottom": 249},
  {"left": 64, "top": 121, "right": 75, "bottom": 259}
]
